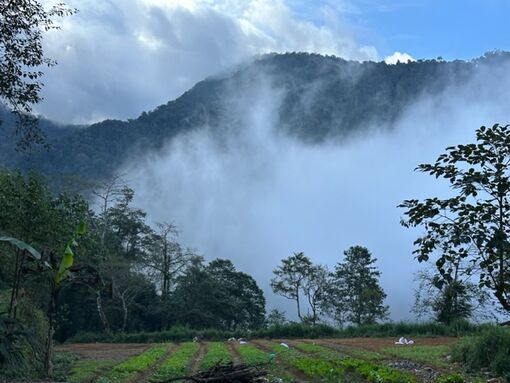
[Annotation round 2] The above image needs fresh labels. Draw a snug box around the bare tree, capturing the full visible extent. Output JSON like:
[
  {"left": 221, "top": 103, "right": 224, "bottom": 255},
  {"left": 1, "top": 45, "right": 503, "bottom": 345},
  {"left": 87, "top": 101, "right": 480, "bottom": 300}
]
[{"left": 142, "top": 223, "right": 193, "bottom": 297}]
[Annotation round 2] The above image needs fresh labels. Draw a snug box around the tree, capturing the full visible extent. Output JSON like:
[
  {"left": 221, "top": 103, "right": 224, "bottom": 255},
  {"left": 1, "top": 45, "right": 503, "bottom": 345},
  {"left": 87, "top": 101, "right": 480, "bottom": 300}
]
[
  {"left": 412, "top": 262, "right": 494, "bottom": 324},
  {"left": 330, "top": 246, "right": 389, "bottom": 325},
  {"left": 270, "top": 252, "right": 312, "bottom": 321},
  {"left": 171, "top": 259, "right": 266, "bottom": 330},
  {"left": 400, "top": 124, "right": 510, "bottom": 314},
  {"left": 266, "top": 309, "right": 287, "bottom": 327},
  {"left": 142, "top": 223, "right": 192, "bottom": 298},
  {"left": 0, "top": 0, "right": 75, "bottom": 149},
  {"left": 301, "top": 265, "right": 329, "bottom": 325}
]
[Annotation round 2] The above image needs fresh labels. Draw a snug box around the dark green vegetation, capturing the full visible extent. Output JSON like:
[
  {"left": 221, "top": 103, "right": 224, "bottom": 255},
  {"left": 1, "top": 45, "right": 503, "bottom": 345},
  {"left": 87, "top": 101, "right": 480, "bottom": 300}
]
[
  {"left": 452, "top": 327, "right": 510, "bottom": 378},
  {"left": 271, "top": 247, "right": 388, "bottom": 328},
  {"left": 1, "top": 52, "right": 510, "bottom": 188}
]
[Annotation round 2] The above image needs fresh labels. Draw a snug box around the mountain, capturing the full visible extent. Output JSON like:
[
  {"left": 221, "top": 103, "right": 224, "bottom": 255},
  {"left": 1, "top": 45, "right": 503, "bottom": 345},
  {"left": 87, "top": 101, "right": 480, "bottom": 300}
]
[{"left": 1, "top": 51, "right": 509, "bottom": 188}]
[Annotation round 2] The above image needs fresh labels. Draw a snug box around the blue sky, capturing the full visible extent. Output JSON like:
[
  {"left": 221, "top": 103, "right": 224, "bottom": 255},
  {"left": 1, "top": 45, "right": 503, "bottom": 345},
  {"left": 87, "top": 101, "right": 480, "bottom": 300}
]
[
  {"left": 340, "top": 0, "right": 510, "bottom": 59},
  {"left": 290, "top": 0, "right": 510, "bottom": 59}
]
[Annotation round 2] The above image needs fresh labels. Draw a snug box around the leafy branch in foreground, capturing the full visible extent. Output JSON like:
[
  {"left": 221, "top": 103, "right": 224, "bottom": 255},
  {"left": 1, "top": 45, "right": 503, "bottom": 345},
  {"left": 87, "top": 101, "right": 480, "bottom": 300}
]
[
  {"left": 0, "top": 0, "right": 76, "bottom": 149},
  {"left": 400, "top": 124, "right": 510, "bottom": 314}
]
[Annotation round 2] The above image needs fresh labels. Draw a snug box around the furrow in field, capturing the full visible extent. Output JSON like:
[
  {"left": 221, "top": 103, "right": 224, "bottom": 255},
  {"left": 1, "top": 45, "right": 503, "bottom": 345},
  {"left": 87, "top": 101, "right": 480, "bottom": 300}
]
[
  {"left": 188, "top": 342, "right": 207, "bottom": 374},
  {"left": 226, "top": 341, "right": 242, "bottom": 365}
]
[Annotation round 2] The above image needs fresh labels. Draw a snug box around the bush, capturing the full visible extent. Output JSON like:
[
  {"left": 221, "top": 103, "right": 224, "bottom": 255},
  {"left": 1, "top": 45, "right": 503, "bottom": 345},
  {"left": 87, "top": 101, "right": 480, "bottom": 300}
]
[
  {"left": 68, "top": 321, "right": 489, "bottom": 344},
  {"left": 451, "top": 327, "right": 510, "bottom": 376}
]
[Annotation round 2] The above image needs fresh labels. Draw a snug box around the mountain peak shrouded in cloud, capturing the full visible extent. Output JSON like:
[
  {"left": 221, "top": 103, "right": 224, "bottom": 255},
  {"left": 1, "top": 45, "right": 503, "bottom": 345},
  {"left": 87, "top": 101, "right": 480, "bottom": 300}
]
[{"left": 37, "top": 0, "right": 379, "bottom": 124}]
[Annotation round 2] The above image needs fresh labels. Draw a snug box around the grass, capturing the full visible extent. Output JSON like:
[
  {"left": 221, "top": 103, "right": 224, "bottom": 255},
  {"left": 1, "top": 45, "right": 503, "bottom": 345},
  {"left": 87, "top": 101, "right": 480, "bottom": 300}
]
[
  {"left": 67, "top": 359, "right": 117, "bottom": 383},
  {"left": 237, "top": 344, "right": 271, "bottom": 365},
  {"left": 381, "top": 345, "right": 451, "bottom": 368},
  {"left": 97, "top": 344, "right": 169, "bottom": 382},
  {"left": 199, "top": 342, "right": 231, "bottom": 370},
  {"left": 150, "top": 342, "right": 198, "bottom": 382}
]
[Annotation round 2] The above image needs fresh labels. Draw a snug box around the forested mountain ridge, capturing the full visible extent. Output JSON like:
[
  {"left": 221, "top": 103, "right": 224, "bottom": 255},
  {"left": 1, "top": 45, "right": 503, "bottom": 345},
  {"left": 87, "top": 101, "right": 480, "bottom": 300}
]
[{"left": 1, "top": 51, "right": 509, "bottom": 187}]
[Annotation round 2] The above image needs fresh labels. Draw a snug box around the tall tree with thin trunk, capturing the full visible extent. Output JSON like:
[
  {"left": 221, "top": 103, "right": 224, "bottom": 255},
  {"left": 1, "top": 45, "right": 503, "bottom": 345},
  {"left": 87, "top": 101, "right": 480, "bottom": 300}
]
[{"left": 271, "top": 252, "right": 313, "bottom": 321}]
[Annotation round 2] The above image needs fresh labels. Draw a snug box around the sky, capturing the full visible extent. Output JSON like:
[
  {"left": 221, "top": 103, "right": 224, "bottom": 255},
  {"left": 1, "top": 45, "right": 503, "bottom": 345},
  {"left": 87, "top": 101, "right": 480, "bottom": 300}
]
[
  {"left": 34, "top": 0, "right": 510, "bottom": 321},
  {"left": 37, "top": 0, "right": 510, "bottom": 124}
]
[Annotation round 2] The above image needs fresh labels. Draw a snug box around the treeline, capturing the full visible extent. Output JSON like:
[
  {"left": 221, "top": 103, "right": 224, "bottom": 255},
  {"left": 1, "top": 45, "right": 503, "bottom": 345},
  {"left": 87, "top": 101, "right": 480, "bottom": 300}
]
[{"left": 68, "top": 321, "right": 492, "bottom": 344}]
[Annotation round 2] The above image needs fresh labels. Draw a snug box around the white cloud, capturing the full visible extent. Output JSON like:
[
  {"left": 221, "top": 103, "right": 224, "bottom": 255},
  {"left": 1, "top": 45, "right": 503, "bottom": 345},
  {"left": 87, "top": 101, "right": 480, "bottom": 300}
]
[
  {"left": 384, "top": 51, "right": 414, "bottom": 64},
  {"left": 37, "top": 0, "right": 379, "bottom": 123}
]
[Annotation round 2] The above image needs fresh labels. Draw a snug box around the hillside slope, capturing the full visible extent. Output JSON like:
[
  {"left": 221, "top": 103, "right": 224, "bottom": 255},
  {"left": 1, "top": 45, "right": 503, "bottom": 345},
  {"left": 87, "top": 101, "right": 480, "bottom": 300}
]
[{"left": 1, "top": 51, "right": 509, "bottom": 187}]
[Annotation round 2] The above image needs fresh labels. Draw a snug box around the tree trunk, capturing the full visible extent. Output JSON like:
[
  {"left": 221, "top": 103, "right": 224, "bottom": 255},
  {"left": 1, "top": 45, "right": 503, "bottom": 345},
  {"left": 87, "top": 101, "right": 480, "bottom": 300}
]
[
  {"left": 296, "top": 287, "right": 302, "bottom": 321},
  {"left": 121, "top": 292, "right": 128, "bottom": 333},
  {"left": 44, "top": 288, "right": 57, "bottom": 377},
  {"left": 96, "top": 291, "right": 111, "bottom": 333}
]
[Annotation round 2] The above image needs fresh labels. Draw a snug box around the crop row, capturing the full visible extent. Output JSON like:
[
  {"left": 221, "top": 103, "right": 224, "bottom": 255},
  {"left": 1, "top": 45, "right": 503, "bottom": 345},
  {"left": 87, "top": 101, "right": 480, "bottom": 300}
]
[
  {"left": 150, "top": 342, "right": 198, "bottom": 382},
  {"left": 95, "top": 344, "right": 169, "bottom": 383},
  {"left": 199, "top": 342, "right": 231, "bottom": 370},
  {"left": 236, "top": 343, "right": 294, "bottom": 382}
]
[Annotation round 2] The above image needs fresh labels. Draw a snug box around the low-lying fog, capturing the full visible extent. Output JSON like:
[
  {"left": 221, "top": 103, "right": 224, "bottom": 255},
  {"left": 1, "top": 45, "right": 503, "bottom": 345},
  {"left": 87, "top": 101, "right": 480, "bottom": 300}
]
[{"left": 125, "top": 62, "right": 510, "bottom": 320}]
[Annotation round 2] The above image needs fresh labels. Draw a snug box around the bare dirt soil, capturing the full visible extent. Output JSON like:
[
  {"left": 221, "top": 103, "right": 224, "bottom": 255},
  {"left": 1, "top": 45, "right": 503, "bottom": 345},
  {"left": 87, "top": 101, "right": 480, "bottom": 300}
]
[
  {"left": 55, "top": 343, "right": 150, "bottom": 362},
  {"left": 321, "top": 337, "right": 457, "bottom": 352},
  {"left": 189, "top": 342, "right": 208, "bottom": 374}
]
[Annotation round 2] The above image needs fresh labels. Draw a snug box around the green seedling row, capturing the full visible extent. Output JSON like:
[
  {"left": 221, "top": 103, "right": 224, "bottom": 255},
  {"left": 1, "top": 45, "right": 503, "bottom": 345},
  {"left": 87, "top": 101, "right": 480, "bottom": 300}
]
[
  {"left": 96, "top": 344, "right": 169, "bottom": 383},
  {"left": 237, "top": 344, "right": 271, "bottom": 365},
  {"left": 150, "top": 342, "right": 198, "bottom": 382},
  {"left": 273, "top": 343, "right": 415, "bottom": 383},
  {"left": 68, "top": 359, "right": 117, "bottom": 383},
  {"left": 199, "top": 342, "right": 231, "bottom": 370}
]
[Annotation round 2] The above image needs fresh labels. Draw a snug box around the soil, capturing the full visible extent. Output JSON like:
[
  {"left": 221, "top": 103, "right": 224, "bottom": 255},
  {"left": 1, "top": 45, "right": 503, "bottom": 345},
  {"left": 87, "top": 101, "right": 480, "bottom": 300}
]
[
  {"left": 321, "top": 337, "right": 456, "bottom": 352},
  {"left": 189, "top": 342, "right": 208, "bottom": 374},
  {"left": 226, "top": 341, "right": 243, "bottom": 365},
  {"left": 55, "top": 342, "right": 150, "bottom": 362}
]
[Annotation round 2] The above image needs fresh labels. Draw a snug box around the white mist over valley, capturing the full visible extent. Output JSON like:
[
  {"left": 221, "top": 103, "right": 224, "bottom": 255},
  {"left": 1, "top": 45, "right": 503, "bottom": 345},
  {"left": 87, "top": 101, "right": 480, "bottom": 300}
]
[{"left": 123, "top": 59, "right": 510, "bottom": 320}]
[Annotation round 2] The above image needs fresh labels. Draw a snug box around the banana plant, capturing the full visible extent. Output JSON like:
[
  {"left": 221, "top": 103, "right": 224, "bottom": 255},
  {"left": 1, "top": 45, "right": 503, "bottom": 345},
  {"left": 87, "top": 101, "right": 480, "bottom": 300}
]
[{"left": 43, "top": 220, "right": 87, "bottom": 376}]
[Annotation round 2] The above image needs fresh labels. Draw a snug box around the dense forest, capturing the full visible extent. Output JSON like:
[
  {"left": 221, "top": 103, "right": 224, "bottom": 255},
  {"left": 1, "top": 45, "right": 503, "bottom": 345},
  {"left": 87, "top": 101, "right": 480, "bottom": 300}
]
[{"left": 2, "top": 51, "right": 510, "bottom": 190}]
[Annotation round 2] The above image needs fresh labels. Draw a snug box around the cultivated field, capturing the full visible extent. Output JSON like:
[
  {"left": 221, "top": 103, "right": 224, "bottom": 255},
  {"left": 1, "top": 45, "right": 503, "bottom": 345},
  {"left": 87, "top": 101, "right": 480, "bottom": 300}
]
[{"left": 55, "top": 337, "right": 475, "bottom": 383}]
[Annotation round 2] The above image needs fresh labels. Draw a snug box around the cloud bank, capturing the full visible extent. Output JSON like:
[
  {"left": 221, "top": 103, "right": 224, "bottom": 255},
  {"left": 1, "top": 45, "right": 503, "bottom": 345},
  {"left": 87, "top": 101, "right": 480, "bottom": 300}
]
[
  {"left": 38, "top": 0, "right": 379, "bottom": 124},
  {"left": 124, "top": 59, "right": 510, "bottom": 321}
]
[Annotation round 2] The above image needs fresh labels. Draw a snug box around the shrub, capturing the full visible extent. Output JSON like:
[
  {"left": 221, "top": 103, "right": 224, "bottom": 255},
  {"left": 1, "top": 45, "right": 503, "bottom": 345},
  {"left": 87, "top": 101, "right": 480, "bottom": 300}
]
[{"left": 451, "top": 327, "right": 510, "bottom": 376}]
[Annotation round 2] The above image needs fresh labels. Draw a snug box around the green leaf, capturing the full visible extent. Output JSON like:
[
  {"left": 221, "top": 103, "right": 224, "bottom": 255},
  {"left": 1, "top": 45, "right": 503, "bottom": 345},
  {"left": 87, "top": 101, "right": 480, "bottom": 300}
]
[
  {"left": 75, "top": 220, "right": 86, "bottom": 235},
  {"left": 55, "top": 245, "right": 74, "bottom": 284},
  {"left": 0, "top": 234, "right": 41, "bottom": 260}
]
